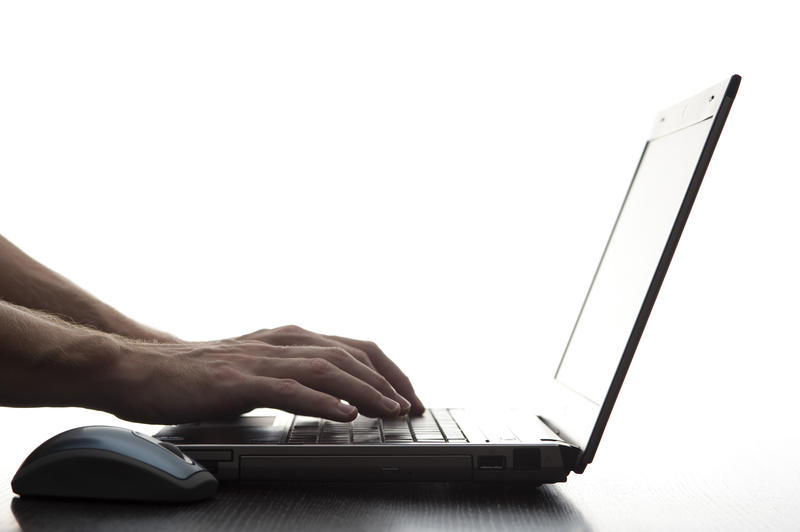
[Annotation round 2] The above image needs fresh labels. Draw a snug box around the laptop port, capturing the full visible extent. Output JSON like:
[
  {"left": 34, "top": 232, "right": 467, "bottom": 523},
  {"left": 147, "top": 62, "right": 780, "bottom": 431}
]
[
  {"left": 513, "top": 448, "right": 541, "bottom": 471},
  {"left": 477, "top": 455, "right": 506, "bottom": 470}
]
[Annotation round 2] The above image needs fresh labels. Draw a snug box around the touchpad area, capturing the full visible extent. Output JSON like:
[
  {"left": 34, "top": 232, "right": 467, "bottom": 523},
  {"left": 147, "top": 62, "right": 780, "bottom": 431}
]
[{"left": 155, "top": 416, "right": 287, "bottom": 444}]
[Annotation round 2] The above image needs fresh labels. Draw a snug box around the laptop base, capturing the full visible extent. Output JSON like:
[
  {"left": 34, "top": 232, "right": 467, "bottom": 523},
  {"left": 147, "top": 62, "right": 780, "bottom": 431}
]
[{"left": 155, "top": 408, "right": 580, "bottom": 484}]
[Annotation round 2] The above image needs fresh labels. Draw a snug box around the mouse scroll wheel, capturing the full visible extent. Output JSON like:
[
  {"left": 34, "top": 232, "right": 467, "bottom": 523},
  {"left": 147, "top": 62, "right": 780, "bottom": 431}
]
[{"left": 159, "top": 442, "right": 191, "bottom": 463}]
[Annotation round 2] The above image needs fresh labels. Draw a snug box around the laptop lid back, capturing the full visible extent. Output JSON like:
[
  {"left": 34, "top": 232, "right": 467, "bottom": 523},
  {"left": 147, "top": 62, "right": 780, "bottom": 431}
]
[{"left": 540, "top": 76, "right": 740, "bottom": 473}]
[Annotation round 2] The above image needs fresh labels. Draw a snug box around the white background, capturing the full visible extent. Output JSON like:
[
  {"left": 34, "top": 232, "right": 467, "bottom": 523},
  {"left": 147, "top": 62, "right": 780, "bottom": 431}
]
[{"left": 1, "top": 1, "right": 797, "bottom": 430}]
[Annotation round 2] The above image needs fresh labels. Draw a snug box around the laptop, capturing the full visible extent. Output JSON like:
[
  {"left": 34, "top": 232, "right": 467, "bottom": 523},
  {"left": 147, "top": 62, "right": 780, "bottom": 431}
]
[{"left": 155, "top": 75, "right": 741, "bottom": 484}]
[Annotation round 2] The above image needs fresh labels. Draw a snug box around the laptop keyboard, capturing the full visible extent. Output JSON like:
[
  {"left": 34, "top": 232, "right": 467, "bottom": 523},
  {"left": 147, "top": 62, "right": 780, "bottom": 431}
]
[{"left": 287, "top": 409, "right": 468, "bottom": 444}]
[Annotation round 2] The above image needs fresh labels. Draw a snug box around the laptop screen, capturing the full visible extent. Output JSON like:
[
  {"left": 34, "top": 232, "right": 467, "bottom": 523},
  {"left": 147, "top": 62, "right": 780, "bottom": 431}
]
[{"left": 554, "top": 116, "right": 715, "bottom": 405}]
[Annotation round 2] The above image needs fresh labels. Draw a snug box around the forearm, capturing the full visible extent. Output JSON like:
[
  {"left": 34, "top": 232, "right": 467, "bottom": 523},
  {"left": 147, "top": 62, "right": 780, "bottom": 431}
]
[
  {"left": 0, "top": 300, "right": 133, "bottom": 411},
  {"left": 0, "top": 299, "right": 422, "bottom": 424},
  {"left": 0, "top": 234, "right": 178, "bottom": 343}
]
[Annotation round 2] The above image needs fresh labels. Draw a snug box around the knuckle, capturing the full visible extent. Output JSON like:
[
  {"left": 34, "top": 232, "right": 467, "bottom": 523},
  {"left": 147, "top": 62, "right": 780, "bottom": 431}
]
[
  {"left": 188, "top": 345, "right": 215, "bottom": 358},
  {"left": 307, "top": 357, "right": 334, "bottom": 375},
  {"left": 326, "top": 347, "right": 352, "bottom": 364},
  {"left": 361, "top": 340, "right": 380, "bottom": 353},
  {"left": 209, "top": 361, "right": 239, "bottom": 380},
  {"left": 350, "top": 349, "right": 370, "bottom": 365},
  {"left": 274, "top": 378, "right": 300, "bottom": 397},
  {"left": 279, "top": 324, "right": 304, "bottom": 334}
]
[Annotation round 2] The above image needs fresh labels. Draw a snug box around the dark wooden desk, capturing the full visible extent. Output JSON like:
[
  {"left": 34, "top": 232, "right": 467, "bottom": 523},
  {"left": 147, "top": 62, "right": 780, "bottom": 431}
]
[
  {"left": 5, "top": 481, "right": 586, "bottom": 531},
  {"left": 2, "top": 363, "right": 799, "bottom": 532}
]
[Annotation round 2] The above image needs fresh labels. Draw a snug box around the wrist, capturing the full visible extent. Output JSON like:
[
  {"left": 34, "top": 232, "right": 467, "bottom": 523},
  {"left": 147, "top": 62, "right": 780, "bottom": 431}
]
[
  {"left": 98, "top": 340, "right": 177, "bottom": 422},
  {"left": 58, "top": 331, "right": 132, "bottom": 413},
  {"left": 48, "top": 329, "right": 169, "bottom": 417}
]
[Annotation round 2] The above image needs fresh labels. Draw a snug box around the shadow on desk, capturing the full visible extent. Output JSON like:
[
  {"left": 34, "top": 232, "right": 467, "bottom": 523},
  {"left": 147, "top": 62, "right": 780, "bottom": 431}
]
[{"left": 10, "top": 482, "right": 590, "bottom": 531}]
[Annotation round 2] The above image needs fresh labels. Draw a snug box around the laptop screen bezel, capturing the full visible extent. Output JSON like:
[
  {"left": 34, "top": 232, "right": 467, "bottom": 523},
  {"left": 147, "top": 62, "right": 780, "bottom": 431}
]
[{"left": 539, "top": 75, "right": 741, "bottom": 473}]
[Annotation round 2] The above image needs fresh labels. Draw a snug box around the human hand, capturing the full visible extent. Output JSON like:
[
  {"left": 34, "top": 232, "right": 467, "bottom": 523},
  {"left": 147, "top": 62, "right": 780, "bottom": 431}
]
[
  {"left": 234, "top": 325, "right": 425, "bottom": 415},
  {"left": 110, "top": 330, "right": 423, "bottom": 425}
]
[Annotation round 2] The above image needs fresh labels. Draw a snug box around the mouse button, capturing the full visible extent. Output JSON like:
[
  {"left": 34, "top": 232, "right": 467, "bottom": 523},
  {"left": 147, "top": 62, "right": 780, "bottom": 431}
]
[
  {"left": 75, "top": 428, "right": 200, "bottom": 479},
  {"left": 159, "top": 442, "right": 195, "bottom": 464},
  {"left": 159, "top": 441, "right": 184, "bottom": 458},
  {"left": 132, "top": 431, "right": 194, "bottom": 465},
  {"left": 132, "top": 430, "right": 164, "bottom": 445}
]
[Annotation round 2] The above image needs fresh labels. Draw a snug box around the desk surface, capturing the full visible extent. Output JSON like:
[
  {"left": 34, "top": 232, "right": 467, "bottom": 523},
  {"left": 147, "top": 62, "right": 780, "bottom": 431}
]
[{"left": 2, "top": 389, "right": 798, "bottom": 532}]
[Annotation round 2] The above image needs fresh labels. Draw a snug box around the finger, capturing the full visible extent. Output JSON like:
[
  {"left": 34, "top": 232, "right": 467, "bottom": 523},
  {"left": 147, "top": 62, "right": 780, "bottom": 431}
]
[
  {"left": 254, "top": 357, "right": 403, "bottom": 418},
  {"left": 246, "top": 376, "right": 358, "bottom": 422},
  {"left": 255, "top": 326, "right": 378, "bottom": 371},
  {"left": 326, "top": 336, "right": 425, "bottom": 415},
  {"left": 269, "top": 346, "right": 411, "bottom": 414}
]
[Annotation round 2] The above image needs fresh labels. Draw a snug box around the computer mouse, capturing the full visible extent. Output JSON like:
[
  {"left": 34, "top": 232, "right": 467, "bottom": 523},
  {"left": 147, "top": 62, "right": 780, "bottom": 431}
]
[{"left": 11, "top": 426, "right": 218, "bottom": 502}]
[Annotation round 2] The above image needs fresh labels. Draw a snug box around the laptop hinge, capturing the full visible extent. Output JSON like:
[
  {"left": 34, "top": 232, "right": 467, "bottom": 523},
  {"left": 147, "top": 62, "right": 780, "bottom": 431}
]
[{"left": 536, "top": 415, "right": 580, "bottom": 448}]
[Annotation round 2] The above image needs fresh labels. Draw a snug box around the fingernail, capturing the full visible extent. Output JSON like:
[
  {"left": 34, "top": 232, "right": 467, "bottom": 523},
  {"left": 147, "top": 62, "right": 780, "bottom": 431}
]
[
  {"left": 337, "top": 402, "right": 357, "bottom": 417},
  {"left": 397, "top": 396, "right": 412, "bottom": 412},
  {"left": 380, "top": 396, "right": 401, "bottom": 413}
]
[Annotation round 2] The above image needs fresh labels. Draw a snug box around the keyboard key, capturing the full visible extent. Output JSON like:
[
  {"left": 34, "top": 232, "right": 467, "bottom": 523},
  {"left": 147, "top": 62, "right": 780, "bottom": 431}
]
[
  {"left": 319, "top": 433, "right": 350, "bottom": 440},
  {"left": 284, "top": 411, "right": 473, "bottom": 445},
  {"left": 384, "top": 434, "right": 413, "bottom": 441},
  {"left": 319, "top": 436, "right": 351, "bottom": 444},
  {"left": 293, "top": 418, "right": 320, "bottom": 428},
  {"left": 353, "top": 434, "right": 382, "bottom": 444}
]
